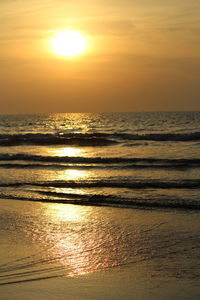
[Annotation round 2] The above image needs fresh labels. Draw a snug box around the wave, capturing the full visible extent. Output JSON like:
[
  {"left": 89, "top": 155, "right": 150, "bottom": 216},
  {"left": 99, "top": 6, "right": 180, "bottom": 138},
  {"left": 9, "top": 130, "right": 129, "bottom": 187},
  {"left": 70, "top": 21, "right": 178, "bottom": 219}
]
[
  {"left": 1, "top": 178, "right": 200, "bottom": 189},
  {"left": 1, "top": 131, "right": 200, "bottom": 147},
  {"left": 0, "top": 133, "right": 116, "bottom": 147},
  {"left": 1, "top": 153, "right": 200, "bottom": 169},
  {"left": 0, "top": 190, "right": 199, "bottom": 211},
  {"left": 115, "top": 131, "right": 200, "bottom": 142},
  {"left": 1, "top": 163, "right": 199, "bottom": 170}
]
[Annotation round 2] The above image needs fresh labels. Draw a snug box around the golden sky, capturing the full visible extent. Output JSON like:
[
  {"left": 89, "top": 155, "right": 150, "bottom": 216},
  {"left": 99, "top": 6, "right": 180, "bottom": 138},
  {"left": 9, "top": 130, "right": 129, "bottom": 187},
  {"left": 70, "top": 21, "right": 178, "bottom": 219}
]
[{"left": 1, "top": 0, "right": 200, "bottom": 113}]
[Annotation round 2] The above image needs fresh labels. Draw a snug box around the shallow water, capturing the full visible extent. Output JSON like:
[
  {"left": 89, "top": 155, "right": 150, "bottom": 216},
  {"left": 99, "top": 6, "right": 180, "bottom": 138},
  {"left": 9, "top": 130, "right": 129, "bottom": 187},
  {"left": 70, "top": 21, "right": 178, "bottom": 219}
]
[{"left": 0, "top": 200, "right": 199, "bottom": 282}]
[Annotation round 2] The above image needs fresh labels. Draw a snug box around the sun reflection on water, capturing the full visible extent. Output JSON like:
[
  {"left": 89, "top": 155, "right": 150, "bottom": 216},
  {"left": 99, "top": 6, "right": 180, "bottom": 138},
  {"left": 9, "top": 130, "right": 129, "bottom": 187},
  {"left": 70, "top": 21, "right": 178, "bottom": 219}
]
[
  {"left": 44, "top": 203, "right": 98, "bottom": 277},
  {"left": 46, "top": 203, "right": 87, "bottom": 222},
  {"left": 56, "top": 169, "right": 89, "bottom": 181},
  {"left": 48, "top": 146, "right": 84, "bottom": 157}
]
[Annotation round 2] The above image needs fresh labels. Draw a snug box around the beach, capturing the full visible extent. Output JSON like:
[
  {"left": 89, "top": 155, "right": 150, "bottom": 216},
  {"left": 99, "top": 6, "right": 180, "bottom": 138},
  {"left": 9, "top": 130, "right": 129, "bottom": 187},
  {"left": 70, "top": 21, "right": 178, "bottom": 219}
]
[
  {"left": 0, "top": 199, "right": 199, "bottom": 299},
  {"left": 0, "top": 112, "right": 200, "bottom": 298}
]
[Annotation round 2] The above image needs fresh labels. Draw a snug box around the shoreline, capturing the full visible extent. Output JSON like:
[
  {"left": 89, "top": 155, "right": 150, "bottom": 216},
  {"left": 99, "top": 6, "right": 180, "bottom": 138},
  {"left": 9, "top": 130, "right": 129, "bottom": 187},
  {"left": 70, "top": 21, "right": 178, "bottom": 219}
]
[{"left": 0, "top": 199, "right": 200, "bottom": 299}]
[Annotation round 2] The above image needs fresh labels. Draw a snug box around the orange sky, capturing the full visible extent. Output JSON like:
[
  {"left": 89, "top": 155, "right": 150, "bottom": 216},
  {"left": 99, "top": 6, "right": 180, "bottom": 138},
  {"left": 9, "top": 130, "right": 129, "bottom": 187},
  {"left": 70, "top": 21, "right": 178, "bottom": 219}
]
[{"left": 0, "top": 0, "right": 200, "bottom": 113}]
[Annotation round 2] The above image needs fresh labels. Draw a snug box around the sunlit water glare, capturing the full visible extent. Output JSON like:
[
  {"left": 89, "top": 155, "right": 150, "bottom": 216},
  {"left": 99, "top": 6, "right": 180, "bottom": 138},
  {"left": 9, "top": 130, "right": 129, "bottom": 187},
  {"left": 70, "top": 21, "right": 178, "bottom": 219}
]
[{"left": 0, "top": 112, "right": 200, "bottom": 293}]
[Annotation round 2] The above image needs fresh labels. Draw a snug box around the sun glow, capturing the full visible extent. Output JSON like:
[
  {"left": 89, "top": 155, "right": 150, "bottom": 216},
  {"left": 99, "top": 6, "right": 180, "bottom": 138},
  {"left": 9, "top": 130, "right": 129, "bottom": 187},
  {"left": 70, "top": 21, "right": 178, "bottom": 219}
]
[{"left": 52, "top": 30, "right": 87, "bottom": 57}]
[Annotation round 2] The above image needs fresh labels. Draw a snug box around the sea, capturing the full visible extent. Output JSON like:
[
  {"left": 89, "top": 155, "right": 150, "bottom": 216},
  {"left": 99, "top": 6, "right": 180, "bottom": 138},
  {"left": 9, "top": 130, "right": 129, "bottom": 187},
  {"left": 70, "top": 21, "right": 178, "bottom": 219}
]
[{"left": 0, "top": 112, "right": 200, "bottom": 297}]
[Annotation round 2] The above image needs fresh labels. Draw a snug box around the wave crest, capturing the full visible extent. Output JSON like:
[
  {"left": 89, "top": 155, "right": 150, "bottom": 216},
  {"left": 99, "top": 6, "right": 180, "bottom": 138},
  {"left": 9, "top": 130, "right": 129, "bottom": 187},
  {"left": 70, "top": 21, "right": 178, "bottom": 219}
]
[{"left": 1, "top": 131, "right": 200, "bottom": 147}]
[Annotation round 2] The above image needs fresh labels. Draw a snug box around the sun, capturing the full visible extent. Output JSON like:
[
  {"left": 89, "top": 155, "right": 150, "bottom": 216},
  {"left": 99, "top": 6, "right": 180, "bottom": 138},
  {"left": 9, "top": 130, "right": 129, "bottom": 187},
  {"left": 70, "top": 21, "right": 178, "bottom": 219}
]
[{"left": 52, "top": 30, "right": 87, "bottom": 57}]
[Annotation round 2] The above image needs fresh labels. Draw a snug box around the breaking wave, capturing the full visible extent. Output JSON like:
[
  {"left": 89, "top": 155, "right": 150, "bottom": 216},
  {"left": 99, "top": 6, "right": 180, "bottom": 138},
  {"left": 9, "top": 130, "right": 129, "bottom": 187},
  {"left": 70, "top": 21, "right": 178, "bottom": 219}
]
[
  {"left": 0, "top": 188, "right": 200, "bottom": 210},
  {"left": 0, "top": 153, "right": 200, "bottom": 169},
  {"left": 1, "top": 131, "right": 200, "bottom": 147},
  {"left": 1, "top": 178, "right": 200, "bottom": 190}
]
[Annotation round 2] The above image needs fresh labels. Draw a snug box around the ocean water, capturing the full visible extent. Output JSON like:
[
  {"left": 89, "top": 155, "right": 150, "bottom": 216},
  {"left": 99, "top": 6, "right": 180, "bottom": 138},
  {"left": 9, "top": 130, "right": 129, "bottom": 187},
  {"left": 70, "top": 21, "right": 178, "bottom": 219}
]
[
  {"left": 1, "top": 111, "right": 200, "bottom": 209},
  {"left": 0, "top": 112, "right": 200, "bottom": 294}
]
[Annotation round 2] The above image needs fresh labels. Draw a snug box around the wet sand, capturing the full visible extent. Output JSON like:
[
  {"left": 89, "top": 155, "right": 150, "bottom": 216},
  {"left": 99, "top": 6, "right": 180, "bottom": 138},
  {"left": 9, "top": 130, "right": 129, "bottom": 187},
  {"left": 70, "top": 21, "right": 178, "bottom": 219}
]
[{"left": 0, "top": 199, "right": 200, "bottom": 299}]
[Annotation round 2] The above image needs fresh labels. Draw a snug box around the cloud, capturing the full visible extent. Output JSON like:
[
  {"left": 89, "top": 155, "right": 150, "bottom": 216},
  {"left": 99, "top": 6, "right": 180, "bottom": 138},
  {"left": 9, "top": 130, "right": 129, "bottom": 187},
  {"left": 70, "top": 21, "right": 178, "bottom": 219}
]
[{"left": 75, "top": 20, "right": 136, "bottom": 36}]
